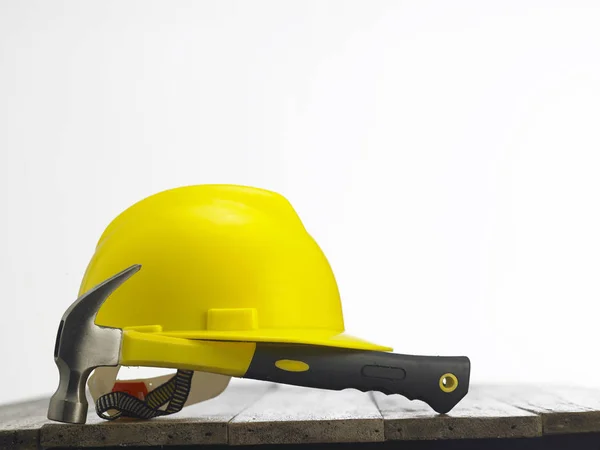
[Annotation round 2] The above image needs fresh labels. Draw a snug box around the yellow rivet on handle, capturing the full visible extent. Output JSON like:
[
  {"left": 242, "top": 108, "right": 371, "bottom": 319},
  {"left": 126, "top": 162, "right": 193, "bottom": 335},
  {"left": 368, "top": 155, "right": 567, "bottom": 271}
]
[
  {"left": 439, "top": 373, "right": 458, "bottom": 393},
  {"left": 275, "top": 359, "right": 310, "bottom": 372}
]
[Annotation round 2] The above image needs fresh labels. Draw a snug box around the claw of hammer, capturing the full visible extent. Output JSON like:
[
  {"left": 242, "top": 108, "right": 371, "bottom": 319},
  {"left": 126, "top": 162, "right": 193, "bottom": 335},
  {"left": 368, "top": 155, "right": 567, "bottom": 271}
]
[{"left": 47, "top": 264, "right": 141, "bottom": 424}]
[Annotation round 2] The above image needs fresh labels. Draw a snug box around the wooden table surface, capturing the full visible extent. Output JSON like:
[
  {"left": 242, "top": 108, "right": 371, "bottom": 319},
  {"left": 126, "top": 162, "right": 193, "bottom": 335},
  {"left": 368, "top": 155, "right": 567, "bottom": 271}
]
[{"left": 2, "top": 383, "right": 600, "bottom": 450}]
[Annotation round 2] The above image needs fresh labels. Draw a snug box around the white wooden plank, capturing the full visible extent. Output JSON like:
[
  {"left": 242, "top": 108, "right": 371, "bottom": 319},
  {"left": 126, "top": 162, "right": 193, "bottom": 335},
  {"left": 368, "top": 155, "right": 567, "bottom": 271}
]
[
  {"left": 374, "top": 385, "right": 541, "bottom": 440},
  {"left": 486, "top": 384, "right": 600, "bottom": 435},
  {"left": 40, "top": 381, "right": 272, "bottom": 448},
  {"left": 229, "top": 385, "right": 384, "bottom": 445},
  {"left": 0, "top": 398, "right": 49, "bottom": 450}
]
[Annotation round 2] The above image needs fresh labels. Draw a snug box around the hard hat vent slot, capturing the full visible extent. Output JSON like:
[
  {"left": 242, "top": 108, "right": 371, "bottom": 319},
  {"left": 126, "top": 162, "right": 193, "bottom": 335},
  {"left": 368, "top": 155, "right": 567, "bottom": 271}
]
[{"left": 207, "top": 308, "right": 258, "bottom": 331}]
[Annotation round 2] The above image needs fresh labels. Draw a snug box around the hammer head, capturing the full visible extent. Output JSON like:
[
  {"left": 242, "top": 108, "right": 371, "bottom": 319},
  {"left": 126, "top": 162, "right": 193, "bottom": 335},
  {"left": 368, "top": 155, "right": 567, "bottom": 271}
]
[{"left": 47, "top": 264, "right": 141, "bottom": 424}]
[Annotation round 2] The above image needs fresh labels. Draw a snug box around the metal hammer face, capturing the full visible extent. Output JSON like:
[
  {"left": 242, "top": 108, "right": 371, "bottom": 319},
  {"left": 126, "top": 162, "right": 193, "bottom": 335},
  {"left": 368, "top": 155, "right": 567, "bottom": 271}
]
[{"left": 47, "top": 265, "right": 141, "bottom": 424}]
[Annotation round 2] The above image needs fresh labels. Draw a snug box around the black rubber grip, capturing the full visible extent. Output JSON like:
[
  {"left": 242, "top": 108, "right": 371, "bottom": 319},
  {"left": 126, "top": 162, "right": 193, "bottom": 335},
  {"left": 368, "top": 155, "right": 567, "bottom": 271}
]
[{"left": 244, "top": 343, "right": 470, "bottom": 414}]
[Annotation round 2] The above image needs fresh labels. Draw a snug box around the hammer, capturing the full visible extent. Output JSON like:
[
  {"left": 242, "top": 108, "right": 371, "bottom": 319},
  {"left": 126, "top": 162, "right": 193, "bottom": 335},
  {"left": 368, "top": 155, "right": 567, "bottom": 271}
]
[
  {"left": 47, "top": 265, "right": 141, "bottom": 424},
  {"left": 48, "top": 265, "right": 471, "bottom": 424}
]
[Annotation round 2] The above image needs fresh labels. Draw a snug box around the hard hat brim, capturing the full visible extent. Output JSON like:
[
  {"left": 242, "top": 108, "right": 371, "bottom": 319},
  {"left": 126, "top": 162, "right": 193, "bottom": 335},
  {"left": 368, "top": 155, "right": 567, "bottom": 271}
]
[{"left": 153, "top": 329, "right": 392, "bottom": 352}]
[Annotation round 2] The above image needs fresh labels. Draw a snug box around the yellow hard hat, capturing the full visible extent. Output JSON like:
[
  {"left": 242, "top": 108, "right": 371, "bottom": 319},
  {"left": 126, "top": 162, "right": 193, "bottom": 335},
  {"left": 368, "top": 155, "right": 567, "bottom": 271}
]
[
  {"left": 48, "top": 184, "right": 470, "bottom": 424},
  {"left": 84, "top": 184, "right": 390, "bottom": 352}
]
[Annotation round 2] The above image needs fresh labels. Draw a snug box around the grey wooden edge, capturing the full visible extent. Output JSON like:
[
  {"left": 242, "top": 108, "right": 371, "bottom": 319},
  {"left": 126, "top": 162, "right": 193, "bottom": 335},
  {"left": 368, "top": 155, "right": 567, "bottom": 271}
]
[
  {"left": 0, "top": 397, "right": 50, "bottom": 450},
  {"left": 39, "top": 382, "right": 273, "bottom": 448},
  {"left": 228, "top": 385, "right": 384, "bottom": 446},
  {"left": 485, "top": 384, "right": 600, "bottom": 436},
  {"left": 373, "top": 385, "right": 542, "bottom": 441}
]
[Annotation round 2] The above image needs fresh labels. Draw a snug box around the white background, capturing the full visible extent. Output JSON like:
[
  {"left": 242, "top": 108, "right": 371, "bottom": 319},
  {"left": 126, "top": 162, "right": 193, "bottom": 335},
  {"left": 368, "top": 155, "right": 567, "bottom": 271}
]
[{"left": 1, "top": 0, "right": 600, "bottom": 405}]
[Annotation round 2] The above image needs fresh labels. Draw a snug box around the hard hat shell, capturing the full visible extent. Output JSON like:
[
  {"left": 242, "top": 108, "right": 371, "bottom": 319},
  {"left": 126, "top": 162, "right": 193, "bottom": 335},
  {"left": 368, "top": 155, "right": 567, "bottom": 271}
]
[{"left": 82, "top": 184, "right": 390, "bottom": 352}]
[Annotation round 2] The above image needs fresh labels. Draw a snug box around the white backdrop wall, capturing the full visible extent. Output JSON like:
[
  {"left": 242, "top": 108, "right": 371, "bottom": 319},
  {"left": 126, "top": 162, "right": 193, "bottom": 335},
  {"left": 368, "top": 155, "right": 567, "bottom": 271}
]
[{"left": 2, "top": 0, "right": 600, "bottom": 405}]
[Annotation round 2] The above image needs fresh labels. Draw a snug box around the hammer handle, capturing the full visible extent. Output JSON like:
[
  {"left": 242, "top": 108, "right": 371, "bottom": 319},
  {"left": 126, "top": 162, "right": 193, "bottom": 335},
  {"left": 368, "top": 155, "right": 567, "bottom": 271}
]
[{"left": 243, "top": 343, "right": 470, "bottom": 414}]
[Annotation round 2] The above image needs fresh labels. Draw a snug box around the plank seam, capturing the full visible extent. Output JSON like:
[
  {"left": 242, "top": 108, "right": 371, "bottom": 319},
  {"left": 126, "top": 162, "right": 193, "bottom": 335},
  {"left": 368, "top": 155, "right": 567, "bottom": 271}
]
[
  {"left": 506, "top": 404, "right": 549, "bottom": 416},
  {"left": 367, "top": 392, "right": 385, "bottom": 419},
  {"left": 368, "top": 391, "right": 390, "bottom": 442},
  {"left": 226, "top": 383, "right": 279, "bottom": 444}
]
